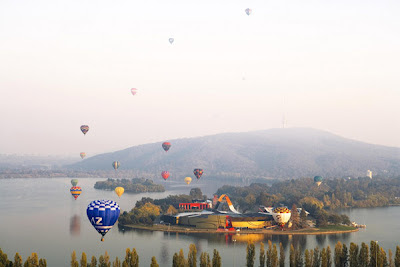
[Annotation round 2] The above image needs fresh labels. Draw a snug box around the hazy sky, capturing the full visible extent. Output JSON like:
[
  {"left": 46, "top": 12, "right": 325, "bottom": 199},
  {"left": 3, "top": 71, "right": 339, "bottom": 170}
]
[{"left": 1, "top": 0, "right": 399, "bottom": 156}]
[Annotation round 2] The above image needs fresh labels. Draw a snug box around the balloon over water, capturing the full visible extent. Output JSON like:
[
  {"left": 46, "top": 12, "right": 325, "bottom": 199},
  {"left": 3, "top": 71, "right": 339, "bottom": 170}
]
[
  {"left": 71, "top": 179, "right": 78, "bottom": 187},
  {"left": 184, "top": 177, "right": 192, "bottom": 185},
  {"left": 112, "top": 161, "right": 120, "bottom": 170},
  {"left": 161, "top": 171, "right": 170, "bottom": 181},
  {"left": 70, "top": 186, "right": 82, "bottom": 200},
  {"left": 162, "top": 142, "right": 171, "bottom": 152},
  {"left": 80, "top": 125, "right": 89, "bottom": 135},
  {"left": 80, "top": 152, "right": 86, "bottom": 159},
  {"left": 87, "top": 200, "right": 120, "bottom": 241},
  {"left": 193, "top": 169, "right": 203, "bottom": 179},
  {"left": 115, "top": 187, "right": 124, "bottom": 197}
]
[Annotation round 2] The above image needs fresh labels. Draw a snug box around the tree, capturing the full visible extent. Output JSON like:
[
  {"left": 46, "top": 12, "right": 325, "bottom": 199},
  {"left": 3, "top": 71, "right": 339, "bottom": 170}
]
[
  {"left": 0, "top": 249, "right": 10, "bottom": 267},
  {"left": 290, "top": 245, "right": 295, "bottom": 267},
  {"left": 71, "top": 251, "right": 79, "bottom": 267},
  {"left": 39, "top": 258, "right": 47, "bottom": 267},
  {"left": 212, "top": 249, "right": 221, "bottom": 267},
  {"left": 200, "top": 252, "right": 211, "bottom": 267},
  {"left": 150, "top": 256, "right": 159, "bottom": 267},
  {"left": 312, "top": 247, "right": 320, "bottom": 267},
  {"left": 321, "top": 248, "right": 327, "bottom": 267},
  {"left": 113, "top": 257, "right": 121, "bottom": 267},
  {"left": 358, "top": 242, "right": 369, "bottom": 267},
  {"left": 266, "top": 240, "right": 272, "bottom": 267},
  {"left": 14, "top": 252, "right": 23, "bottom": 267},
  {"left": 131, "top": 248, "right": 139, "bottom": 267},
  {"left": 188, "top": 244, "right": 197, "bottom": 267},
  {"left": 326, "top": 246, "right": 332, "bottom": 267},
  {"left": 300, "top": 208, "right": 308, "bottom": 228},
  {"left": 381, "top": 247, "right": 388, "bottom": 267},
  {"left": 389, "top": 249, "right": 393, "bottom": 267},
  {"left": 349, "top": 243, "right": 358, "bottom": 267},
  {"left": 166, "top": 205, "right": 178, "bottom": 215},
  {"left": 340, "top": 244, "right": 348, "bottom": 267},
  {"left": 305, "top": 250, "right": 312, "bottom": 267},
  {"left": 395, "top": 246, "right": 400, "bottom": 267},
  {"left": 80, "top": 252, "right": 87, "bottom": 267},
  {"left": 291, "top": 204, "right": 300, "bottom": 230},
  {"left": 370, "top": 241, "right": 379, "bottom": 267},
  {"left": 279, "top": 243, "right": 285, "bottom": 267},
  {"left": 90, "top": 255, "right": 97, "bottom": 267},
  {"left": 271, "top": 244, "right": 278, "bottom": 267},
  {"left": 246, "top": 242, "right": 255, "bottom": 267},
  {"left": 334, "top": 242, "right": 343, "bottom": 267},
  {"left": 190, "top": 188, "right": 203, "bottom": 200},
  {"left": 99, "top": 255, "right": 106, "bottom": 267},
  {"left": 295, "top": 248, "right": 303, "bottom": 267},
  {"left": 260, "top": 242, "right": 265, "bottom": 267},
  {"left": 172, "top": 253, "right": 179, "bottom": 267}
]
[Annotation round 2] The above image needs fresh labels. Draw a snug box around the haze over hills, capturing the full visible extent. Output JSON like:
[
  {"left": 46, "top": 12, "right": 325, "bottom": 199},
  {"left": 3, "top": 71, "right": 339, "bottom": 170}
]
[{"left": 66, "top": 128, "right": 400, "bottom": 180}]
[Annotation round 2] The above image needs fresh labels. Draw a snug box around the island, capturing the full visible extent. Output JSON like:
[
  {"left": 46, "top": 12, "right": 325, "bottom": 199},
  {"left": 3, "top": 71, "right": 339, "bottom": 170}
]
[{"left": 94, "top": 178, "right": 165, "bottom": 193}]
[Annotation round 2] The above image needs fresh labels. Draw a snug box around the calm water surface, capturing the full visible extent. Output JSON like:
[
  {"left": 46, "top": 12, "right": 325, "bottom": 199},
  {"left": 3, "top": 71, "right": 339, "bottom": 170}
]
[{"left": 0, "top": 178, "right": 398, "bottom": 266}]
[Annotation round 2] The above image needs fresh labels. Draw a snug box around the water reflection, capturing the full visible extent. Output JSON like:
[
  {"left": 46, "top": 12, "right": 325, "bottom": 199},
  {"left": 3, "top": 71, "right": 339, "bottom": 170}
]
[
  {"left": 316, "top": 234, "right": 327, "bottom": 247},
  {"left": 69, "top": 215, "right": 81, "bottom": 236}
]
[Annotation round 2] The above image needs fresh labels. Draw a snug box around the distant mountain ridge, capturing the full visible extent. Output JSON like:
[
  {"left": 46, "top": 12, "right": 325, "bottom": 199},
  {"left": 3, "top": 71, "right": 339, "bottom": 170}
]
[{"left": 66, "top": 128, "right": 400, "bottom": 179}]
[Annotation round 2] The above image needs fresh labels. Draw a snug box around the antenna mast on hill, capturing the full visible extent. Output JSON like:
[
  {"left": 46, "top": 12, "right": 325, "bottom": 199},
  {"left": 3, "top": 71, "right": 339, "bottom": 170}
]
[{"left": 282, "top": 96, "right": 287, "bottom": 128}]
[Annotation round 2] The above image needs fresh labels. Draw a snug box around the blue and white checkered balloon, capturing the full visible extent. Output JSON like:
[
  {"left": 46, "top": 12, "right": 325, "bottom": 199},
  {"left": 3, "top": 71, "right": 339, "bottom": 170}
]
[{"left": 87, "top": 200, "right": 120, "bottom": 241}]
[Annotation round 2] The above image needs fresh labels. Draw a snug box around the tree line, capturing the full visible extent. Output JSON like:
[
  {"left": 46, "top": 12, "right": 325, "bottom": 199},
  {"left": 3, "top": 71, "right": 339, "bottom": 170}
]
[
  {"left": 94, "top": 178, "right": 165, "bottom": 194},
  {"left": 3, "top": 240, "right": 400, "bottom": 266}
]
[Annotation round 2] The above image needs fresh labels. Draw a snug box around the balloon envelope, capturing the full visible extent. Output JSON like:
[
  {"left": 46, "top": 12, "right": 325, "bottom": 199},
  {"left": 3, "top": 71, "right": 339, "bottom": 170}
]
[
  {"left": 115, "top": 187, "right": 124, "bottom": 197},
  {"left": 80, "top": 152, "right": 86, "bottom": 159},
  {"left": 161, "top": 171, "right": 170, "bottom": 181},
  {"left": 87, "top": 200, "right": 120, "bottom": 241},
  {"left": 112, "top": 161, "right": 120, "bottom": 170},
  {"left": 70, "top": 186, "right": 82, "bottom": 200},
  {"left": 184, "top": 177, "right": 192, "bottom": 185},
  {"left": 162, "top": 142, "right": 171, "bottom": 152},
  {"left": 169, "top": 38, "right": 174, "bottom": 44},
  {"left": 80, "top": 125, "right": 89, "bottom": 135},
  {"left": 314, "top": 176, "right": 323, "bottom": 186},
  {"left": 71, "top": 179, "right": 78, "bottom": 187},
  {"left": 245, "top": 8, "right": 252, "bottom": 15},
  {"left": 272, "top": 207, "right": 291, "bottom": 227},
  {"left": 193, "top": 169, "right": 203, "bottom": 179},
  {"left": 131, "top": 88, "right": 137, "bottom": 96}
]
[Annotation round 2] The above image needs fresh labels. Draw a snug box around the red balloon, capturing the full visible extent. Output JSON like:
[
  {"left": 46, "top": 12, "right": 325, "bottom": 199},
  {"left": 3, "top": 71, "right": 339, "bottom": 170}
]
[{"left": 161, "top": 171, "right": 170, "bottom": 180}]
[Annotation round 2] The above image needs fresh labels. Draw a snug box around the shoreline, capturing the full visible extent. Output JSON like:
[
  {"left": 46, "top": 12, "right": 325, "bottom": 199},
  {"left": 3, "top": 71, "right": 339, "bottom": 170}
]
[{"left": 118, "top": 223, "right": 359, "bottom": 235}]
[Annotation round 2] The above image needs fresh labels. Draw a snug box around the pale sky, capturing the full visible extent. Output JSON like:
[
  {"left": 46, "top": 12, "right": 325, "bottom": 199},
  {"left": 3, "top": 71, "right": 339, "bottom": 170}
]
[{"left": 1, "top": 0, "right": 399, "bottom": 156}]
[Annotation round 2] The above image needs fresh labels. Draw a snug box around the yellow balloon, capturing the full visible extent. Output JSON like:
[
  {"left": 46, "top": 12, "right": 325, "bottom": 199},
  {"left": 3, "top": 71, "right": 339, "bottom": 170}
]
[
  {"left": 184, "top": 177, "right": 192, "bottom": 185},
  {"left": 115, "top": 187, "right": 124, "bottom": 197}
]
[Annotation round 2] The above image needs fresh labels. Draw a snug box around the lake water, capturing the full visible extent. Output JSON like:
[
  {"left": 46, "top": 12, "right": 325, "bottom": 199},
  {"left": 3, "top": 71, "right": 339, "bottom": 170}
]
[{"left": 0, "top": 178, "right": 398, "bottom": 266}]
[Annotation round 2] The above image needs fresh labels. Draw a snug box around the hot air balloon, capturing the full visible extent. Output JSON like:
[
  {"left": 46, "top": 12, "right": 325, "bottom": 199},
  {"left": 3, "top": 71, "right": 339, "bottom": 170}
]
[
  {"left": 80, "top": 152, "right": 86, "bottom": 159},
  {"left": 87, "top": 200, "right": 120, "bottom": 242},
  {"left": 112, "top": 161, "right": 120, "bottom": 170},
  {"left": 161, "top": 171, "right": 170, "bottom": 181},
  {"left": 272, "top": 207, "right": 291, "bottom": 229},
  {"left": 131, "top": 88, "right": 137, "bottom": 96},
  {"left": 184, "top": 177, "right": 192, "bottom": 185},
  {"left": 80, "top": 125, "right": 89, "bottom": 135},
  {"left": 193, "top": 169, "right": 203, "bottom": 179},
  {"left": 70, "top": 186, "right": 82, "bottom": 200},
  {"left": 245, "top": 8, "right": 252, "bottom": 16},
  {"left": 169, "top": 38, "right": 174, "bottom": 44},
  {"left": 115, "top": 187, "right": 124, "bottom": 197},
  {"left": 71, "top": 179, "right": 78, "bottom": 187},
  {"left": 162, "top": 142, "right": 171, "bottom": 152},
  {"left": 314, "top": 176, "right": 323, "bottom": 186}
]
